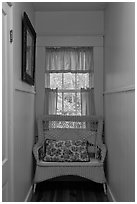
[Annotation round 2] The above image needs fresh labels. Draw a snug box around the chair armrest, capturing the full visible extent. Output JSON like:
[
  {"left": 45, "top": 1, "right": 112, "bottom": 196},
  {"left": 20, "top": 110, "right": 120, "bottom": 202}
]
[
  {"left": 100, "top": 144, "right": 107, "bottom": 163},
  {"left": 33, "top": 142, "right": 43, "bottom": 162}
]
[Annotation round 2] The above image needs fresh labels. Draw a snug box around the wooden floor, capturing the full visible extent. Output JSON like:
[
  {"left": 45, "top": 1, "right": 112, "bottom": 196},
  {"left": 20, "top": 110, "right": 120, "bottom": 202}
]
[{"left": 31, "top": 178, "right": 108, "bottom": 202}]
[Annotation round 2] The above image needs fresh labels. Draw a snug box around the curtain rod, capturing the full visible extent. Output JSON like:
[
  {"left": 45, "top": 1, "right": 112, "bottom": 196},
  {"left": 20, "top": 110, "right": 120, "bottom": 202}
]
[{"left": 45, "top": 46, "right": 93, "bottom": 49}]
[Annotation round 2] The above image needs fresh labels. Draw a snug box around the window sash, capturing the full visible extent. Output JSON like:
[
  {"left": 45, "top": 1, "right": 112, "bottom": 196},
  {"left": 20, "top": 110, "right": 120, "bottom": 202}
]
[
  {"left": 45, "top": 72, "right": 94, "bottom": 116},
  {"left": 45, "top": 72, "right": 93, "bottom": 89}
]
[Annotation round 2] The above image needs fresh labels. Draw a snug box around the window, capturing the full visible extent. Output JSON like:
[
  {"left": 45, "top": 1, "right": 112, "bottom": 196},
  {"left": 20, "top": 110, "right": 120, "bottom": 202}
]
[
  {"left": 45, "top": 72, "right": 94, "bottom": 115},
  {"left": 45, "top": 47, "right": 95, "bottom": 116}
]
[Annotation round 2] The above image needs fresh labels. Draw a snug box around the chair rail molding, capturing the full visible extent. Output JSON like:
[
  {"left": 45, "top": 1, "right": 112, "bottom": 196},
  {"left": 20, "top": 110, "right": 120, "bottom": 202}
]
[
  {"left": 103, "top": 85, "right": 135, "bottom": 95},
  {"left": 15, "top": 87, "right": 36, "bottom": 95}
]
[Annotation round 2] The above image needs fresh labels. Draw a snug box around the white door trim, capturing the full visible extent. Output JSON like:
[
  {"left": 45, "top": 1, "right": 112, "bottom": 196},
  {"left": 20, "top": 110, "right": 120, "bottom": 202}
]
[{"left": 2, "top": 2, "right": 14, "bottom": 201}]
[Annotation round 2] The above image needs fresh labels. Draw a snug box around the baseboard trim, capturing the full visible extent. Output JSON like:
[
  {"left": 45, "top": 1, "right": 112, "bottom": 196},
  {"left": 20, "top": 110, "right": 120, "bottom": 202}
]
[
  {"left": 24, "top": 185, "right": 33, "bottom": 202},
  {"left": 107, "top": 183, "right": 116, "bottom": 202}
]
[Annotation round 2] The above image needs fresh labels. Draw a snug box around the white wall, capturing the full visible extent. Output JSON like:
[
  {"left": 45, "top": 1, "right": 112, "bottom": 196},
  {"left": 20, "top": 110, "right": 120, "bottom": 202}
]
[
  {"left": 12, "top": 2, "right": 35, "bottom": 201},
  {"left": 35, "top": 11, "right": 104, "bottom": 36},
  {"left": 35, "top": 11, "right": 104, "bottom": 120},
  {"left": 104, "top": 3, "right": 135, "bottom": 201}
]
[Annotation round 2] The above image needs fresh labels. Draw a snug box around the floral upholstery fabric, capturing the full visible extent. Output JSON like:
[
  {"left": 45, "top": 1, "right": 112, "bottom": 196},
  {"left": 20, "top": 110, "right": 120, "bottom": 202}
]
[{"left": 43, "top": 139, "right": 90, "bottom": 162}]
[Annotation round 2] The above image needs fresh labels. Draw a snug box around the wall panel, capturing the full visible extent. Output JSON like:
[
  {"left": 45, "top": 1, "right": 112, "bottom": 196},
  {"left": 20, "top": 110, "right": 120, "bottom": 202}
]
[
  {"left": 14, "top": 91, "right": 35, "bottom": 201},
  {"left": 12, "top": 2, "right": 35, "bottom": 201},
  {"left": 104, "top": 2, "right": 135, "bottom": 201},
  {"left": 104, "top": 91, "right": 135, "bottom": 201}
]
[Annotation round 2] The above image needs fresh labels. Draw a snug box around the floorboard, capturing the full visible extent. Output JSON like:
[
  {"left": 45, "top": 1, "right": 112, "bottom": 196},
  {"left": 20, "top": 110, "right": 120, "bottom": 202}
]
[{"left": 31, "top": 179, "right": 109, "bottom": 202}]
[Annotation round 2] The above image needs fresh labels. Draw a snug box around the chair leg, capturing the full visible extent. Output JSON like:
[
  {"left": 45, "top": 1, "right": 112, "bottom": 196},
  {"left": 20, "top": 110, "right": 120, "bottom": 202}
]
[
  {"left": 33, "top": 183, "right": 36, "bottom": 193},
  {"left": 103, "top": 183, "right": 107, "bottom": 195}
]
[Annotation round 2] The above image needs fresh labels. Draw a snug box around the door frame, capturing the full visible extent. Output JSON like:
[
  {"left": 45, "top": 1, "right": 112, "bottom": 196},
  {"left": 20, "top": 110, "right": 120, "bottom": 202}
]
[{"left": 2, "top": 2, "right": 14, "bottom": 201}]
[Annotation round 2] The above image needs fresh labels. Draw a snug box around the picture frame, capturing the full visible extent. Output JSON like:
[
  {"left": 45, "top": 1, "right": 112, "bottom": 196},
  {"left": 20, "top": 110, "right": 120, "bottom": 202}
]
[{"left": 22, "top": 12, "right": 36, "bottom": 85}]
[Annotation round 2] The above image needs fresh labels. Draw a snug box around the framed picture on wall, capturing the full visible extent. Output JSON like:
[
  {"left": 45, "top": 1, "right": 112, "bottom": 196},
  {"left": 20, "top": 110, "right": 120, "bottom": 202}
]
[{"left": 22, "top": 12, "right": 36, "bottom": 85}]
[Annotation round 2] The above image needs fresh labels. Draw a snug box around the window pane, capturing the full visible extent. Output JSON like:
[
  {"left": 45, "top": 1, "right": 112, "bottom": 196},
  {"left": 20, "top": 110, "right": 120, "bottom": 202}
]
[
  {"left": 76, "top": 73, "right": 89, "bottom": 89},
  {"left": 57, "top": 93, "right": 62, "bottom": 115},
  {"left": 50, "top": 73, "right": 62, "bottom": 89},
  {"left": 64, "top": 73, "right": 75, "bottom": 90},
  {"left": 76, "top": 93, "right": 81, "bottom": 115},
  {"left": 64, "top": 93, "right": 76, "bottom": 115}
]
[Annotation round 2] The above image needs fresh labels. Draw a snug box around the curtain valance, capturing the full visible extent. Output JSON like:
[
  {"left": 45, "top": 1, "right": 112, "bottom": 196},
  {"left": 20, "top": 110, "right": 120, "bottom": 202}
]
[{"left": 45, "top": 47, "right": 93, "bottom": 73}]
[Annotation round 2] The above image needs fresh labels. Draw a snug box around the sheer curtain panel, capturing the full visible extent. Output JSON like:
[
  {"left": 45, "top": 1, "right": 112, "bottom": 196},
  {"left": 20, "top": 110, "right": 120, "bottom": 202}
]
[
  {"left": 81, "top": 88, "right": 96, "bottom": 116},
  {"left": 44, "top": 88, "right": 58, "bottom": 115}
]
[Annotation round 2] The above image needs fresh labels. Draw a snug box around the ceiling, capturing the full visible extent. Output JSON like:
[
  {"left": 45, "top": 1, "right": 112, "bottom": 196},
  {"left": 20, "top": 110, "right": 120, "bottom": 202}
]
[{"left": 33, "top": 2, "right": 108, "bottom": 12}]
